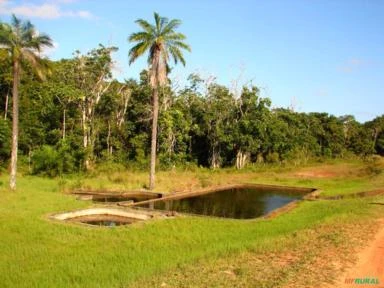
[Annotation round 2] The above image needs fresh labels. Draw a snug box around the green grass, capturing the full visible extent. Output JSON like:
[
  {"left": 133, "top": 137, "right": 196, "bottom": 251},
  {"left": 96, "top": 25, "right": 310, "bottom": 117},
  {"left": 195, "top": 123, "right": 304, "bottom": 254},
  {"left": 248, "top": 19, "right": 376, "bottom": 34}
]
[
  {"left": 66, "top": 158, "right": 384, "bottom": 197},
  {"left": 0, "top": 161, "right": 383, "bottom": 287}
]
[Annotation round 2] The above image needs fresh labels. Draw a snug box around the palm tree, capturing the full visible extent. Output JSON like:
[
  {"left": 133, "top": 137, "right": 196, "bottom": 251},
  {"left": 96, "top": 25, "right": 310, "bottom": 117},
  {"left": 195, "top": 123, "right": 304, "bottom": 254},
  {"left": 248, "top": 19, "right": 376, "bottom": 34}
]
[
  {"left": 128, "top": 12, "right": 190, "bottom": 190},
  {"left": 0, "top": 15, "right": 53, "bottom": 190}
]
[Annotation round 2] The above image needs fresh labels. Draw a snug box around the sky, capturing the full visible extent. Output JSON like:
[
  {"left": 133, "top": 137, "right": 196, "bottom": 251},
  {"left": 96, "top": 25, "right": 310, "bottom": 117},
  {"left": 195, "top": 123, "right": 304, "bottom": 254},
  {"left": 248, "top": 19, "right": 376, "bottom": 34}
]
[{"left": 1, "top": 0, "right": 383, "bottom": 123}]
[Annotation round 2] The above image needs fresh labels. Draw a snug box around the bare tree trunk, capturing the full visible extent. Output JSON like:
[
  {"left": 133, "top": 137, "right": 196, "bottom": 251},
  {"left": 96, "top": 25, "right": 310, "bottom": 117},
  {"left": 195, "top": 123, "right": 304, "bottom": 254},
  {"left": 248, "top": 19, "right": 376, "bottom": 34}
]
[
  {"left": 82, "top": 103, "right": 87, "bottom": 148},
  {"left": 211, "top": 146, "right": 220, "bottom": 169},
  {"left": 82, "top": 102, "right": 90, "bottom": 170},
  {"left": 10, "top": 60, "right": 20, "bottom": 190},
  {"left": 236, "top": 150, "right": 248, "bottom": 169},
  {"left": 149, "top": 86, "right": 159, "bottom": 190},
  {"left": 256, "top": 153, "right": 264, "bottom": 163},
  {"left": 4, "top": 88, "right": 9, "bottom": 120}
]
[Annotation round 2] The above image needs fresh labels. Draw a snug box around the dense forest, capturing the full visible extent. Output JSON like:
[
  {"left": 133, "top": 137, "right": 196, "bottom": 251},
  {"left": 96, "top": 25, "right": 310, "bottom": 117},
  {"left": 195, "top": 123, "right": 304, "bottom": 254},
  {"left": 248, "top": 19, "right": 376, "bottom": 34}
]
[
  {"left": 1, "top": 25, "right": 384, "bottom": 178},
  {"left": 0, "top": 43, "right": 383, "bottom": 176}
]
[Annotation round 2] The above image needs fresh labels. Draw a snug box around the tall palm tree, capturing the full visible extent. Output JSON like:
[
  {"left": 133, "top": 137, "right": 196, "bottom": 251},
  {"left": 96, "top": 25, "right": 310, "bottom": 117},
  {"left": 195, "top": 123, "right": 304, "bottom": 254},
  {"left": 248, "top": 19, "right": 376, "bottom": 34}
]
[
  {"left": 128, "top": 12, "right": 190, "bottom": 190},
  {"left": 0, "top": 15, "right": 53, "bottom": 190}
]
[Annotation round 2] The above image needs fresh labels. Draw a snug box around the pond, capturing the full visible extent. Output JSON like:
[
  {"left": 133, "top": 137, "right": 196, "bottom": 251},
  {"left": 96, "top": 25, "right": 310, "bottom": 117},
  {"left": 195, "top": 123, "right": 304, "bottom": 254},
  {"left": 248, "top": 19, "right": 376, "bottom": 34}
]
[
  {"left": 137, "top": 187, "right": 307, "bottom": 219},
  {"left": 70, "top": 214, "right": 138, "bottom": 226},
  {"left": 52, "top": 207, "right": 155, "bottom": 227}
]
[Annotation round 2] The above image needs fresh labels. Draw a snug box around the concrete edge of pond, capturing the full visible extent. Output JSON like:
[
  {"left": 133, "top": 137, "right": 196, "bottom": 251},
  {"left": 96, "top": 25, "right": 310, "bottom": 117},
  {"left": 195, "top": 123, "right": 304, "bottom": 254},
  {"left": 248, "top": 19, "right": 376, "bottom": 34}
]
[
  {"left": 120, "top": 183, "right": 317, "bottom": 208},
  {"left": 51, "top": 207, "right": 152, "bottom": 221},
  {"left": 71, "top": 189, "right": 163, "bottom": 199},
  {"left": 263, "top": 200, "right": 300, "bottom": 219}
]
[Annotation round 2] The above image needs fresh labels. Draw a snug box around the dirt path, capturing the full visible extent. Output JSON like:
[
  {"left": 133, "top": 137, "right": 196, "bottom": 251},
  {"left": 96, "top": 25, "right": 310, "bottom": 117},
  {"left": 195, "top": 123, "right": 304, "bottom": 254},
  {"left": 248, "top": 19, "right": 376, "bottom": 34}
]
[{"left": 332, "top": 219, "right": 384, "bottom": 288}]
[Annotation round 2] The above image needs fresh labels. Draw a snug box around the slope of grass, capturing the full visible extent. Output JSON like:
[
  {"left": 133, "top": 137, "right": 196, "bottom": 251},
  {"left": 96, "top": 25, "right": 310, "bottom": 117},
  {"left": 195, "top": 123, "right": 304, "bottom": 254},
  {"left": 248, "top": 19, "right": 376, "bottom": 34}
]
[
  {"left": 67, "top": 159, "right": 384, "bottom": 198},
  {"left": 0, "top": 162, "right": 383, "bottom": 287}
]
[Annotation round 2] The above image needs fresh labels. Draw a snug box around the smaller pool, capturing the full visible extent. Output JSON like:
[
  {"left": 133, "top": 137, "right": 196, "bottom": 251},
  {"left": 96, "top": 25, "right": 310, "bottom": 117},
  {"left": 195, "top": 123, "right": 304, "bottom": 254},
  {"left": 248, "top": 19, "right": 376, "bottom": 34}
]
[
  {"left": 69, "top": 214, "right": 139, "bottom": 226},
  {"left": 52, "top": 208, "right": 153, "bottom": 227}
]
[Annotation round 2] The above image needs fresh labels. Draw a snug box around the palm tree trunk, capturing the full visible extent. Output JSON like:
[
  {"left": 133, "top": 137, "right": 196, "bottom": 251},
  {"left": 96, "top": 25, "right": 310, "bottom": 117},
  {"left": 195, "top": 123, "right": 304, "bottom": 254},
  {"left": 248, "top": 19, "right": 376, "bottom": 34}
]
[
  {"left": 10, "top": 60, "right": 20, "bottom": 190},
  {"left": 149, "top": 86, "right": 159, "bottom": 190}
]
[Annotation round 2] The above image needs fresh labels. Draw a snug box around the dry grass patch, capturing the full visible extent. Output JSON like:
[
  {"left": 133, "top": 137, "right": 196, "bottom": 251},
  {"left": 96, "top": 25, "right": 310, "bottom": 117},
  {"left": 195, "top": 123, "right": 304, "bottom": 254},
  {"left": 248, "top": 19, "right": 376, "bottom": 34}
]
[{"left": 129, "top": 216, "right": 382, "bottom": 288}]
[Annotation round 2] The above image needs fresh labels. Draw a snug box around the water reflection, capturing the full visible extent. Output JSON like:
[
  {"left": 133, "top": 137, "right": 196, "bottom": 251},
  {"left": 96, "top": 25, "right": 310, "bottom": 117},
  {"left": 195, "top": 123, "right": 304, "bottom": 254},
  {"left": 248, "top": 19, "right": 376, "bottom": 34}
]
[{"left": 144, "top": 188, "right": 303, "bottom": 219}]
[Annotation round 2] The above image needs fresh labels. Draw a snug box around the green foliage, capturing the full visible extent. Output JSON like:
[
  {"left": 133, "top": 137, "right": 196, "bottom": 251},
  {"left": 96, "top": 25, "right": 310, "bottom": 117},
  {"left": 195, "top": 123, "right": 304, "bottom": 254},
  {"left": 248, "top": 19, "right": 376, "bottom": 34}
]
[
  {"left": 0, "top": 21, "right": 382, "bottom": 174},
  {"left": 128, "top": 12, "right": 191, "bottom": 86},
  {"left": 31, "top": 145, "right": 59, "bottom": 176},
  {"left": 266, "top": 152, "right": 280, "bottom": 163},
  {"left": 0, "top": 118, "right": 10, "bottom": 163},
  {"left": 31, "top": 141, "right": 81, "bottom": 176}
]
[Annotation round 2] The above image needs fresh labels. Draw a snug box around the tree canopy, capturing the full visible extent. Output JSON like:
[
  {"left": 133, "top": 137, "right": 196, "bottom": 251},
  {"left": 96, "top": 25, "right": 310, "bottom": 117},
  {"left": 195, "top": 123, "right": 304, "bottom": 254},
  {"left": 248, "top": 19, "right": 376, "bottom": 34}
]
[{"left": 0, "top": 15, "right": 382, "bottom": 179}]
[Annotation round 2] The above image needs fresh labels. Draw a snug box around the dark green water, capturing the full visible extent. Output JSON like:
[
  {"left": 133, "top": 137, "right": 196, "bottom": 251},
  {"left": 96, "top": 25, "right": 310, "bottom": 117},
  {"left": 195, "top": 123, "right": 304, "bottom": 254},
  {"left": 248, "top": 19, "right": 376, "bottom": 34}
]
[
  {"left": 70, "top": 215, "right": 137, "bottom": 226},
  {"left": 144, "top": 188, "right": 304, "bottom": 219},
  {"left": 82, "top": 220, "right": 130, "bottom": 226}
]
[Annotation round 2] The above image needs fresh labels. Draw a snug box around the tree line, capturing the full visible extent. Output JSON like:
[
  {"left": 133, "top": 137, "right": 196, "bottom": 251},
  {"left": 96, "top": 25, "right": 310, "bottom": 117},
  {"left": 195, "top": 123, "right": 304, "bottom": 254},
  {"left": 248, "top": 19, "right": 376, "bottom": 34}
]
[{"left": 0, "top": 14, "right": 383, "bottom": 189}]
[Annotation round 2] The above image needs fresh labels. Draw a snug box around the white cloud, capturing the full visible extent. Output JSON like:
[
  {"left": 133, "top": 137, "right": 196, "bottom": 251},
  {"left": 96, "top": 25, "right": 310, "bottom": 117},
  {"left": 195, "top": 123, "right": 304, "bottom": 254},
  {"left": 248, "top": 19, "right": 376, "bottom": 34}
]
[
  {"left": 314, "top": 88, "right": 329, "bottom": 98},
  {"left": 338, "top": 58, "right": 367, "bottom": 73},
  {"left": 0, "top": 0, "right": 93, "bottom": 19},
  {"left": 50, "top": 0, "right": 79, "bottom": 3}
]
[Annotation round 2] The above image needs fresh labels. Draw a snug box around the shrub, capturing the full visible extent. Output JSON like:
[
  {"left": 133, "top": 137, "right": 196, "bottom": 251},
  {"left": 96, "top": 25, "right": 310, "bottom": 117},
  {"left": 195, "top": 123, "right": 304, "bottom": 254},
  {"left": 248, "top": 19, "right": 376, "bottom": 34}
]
[
  {"left": 266, "top": 152, "right": 280, "bottom": 163},
  {"left": 364, "top": 155, "right": 383, "bottom": 176},
  {"left": 32, "top": 145, "right": 60, "bottom": 177},
  {"left": 32, "top": 141, "right": 79, "bottom": 176}
]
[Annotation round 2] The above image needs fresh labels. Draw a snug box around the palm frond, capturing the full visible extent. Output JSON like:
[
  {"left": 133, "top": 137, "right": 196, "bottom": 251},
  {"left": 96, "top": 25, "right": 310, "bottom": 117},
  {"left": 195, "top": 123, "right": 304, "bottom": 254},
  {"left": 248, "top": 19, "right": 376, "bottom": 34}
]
[
  {"left": 20, "top": 20, "right": 34, "bottom": 41},
  {"left": 168, "top": 40, "right": 191, "bottom": 52},
  {"left": 154, "top": 12, "right": 161, "bottom": 32},
  {"left": 21, "top": 49, "right": 51, "bottom": 80},
  {"left": 168, "top": 46, "right": 186, "bottom": 66},
  {"left": 128, "top": 31, "right": 152, "bottom": 43},
  {"left": 0, "top": 23, "right": 12, "bottom": 47},
  {"left": 128, "top": 41, "right": 152, "bottom": 65},
  {"left": 135, "top": 19, "right": 154, "bottom": 34},
  {"left": 129, "top": 12, "right": 190, "bottom": 84},
  {"left": 11, "top": 15, "right": 21, "bottom": 31},
  {"left": 165, "top": 32, "right": 186, "bottom": 41},
  {"left": 161, "top": 19, "right": 181, "bottom": 35},
  {"left": 26, "top": 34, "right": 53, "bottom": 51},
  {"left": 154, "top": 12, "right": 168, "bottom": 33}
]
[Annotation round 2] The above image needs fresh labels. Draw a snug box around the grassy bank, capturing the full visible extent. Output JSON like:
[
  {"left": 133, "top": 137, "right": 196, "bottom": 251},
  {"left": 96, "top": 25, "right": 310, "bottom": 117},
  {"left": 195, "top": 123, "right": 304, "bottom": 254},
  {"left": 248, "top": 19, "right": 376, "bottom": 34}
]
[
  {"left": 0, "top": 160, "right": 383, "bottom": 287},
  {"left": 66, "top": 158, "right": 384, "bottom": 197}
]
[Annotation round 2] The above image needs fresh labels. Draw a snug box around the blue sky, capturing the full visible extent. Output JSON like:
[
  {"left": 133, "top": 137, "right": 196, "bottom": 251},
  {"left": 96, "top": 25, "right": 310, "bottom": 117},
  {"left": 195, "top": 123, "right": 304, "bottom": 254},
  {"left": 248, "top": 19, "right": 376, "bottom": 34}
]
[{"left": 1, "top": 0, "right": 383, "bottom": 122}]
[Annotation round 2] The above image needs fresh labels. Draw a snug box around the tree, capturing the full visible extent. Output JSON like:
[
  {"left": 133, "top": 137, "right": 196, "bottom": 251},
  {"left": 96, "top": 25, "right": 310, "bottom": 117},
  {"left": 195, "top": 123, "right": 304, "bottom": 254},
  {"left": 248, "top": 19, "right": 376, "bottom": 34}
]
[
  {"left": 233, "top": 86, "right": 271, "bottom": 168},
  {"left": 0, "top": 15, "right": 52, "bottom": 190},
  {"left": 0, "top": 49, "right": 12, "bottom": 120},
  {"left": 203, "top": 83, "right": 235, "bottom": 168},
  {"left": 128, "top": 12, "right": 190, "bottom": 190},
  {"left": 72, "top": 45, "right": 117, "bottom": 169}
]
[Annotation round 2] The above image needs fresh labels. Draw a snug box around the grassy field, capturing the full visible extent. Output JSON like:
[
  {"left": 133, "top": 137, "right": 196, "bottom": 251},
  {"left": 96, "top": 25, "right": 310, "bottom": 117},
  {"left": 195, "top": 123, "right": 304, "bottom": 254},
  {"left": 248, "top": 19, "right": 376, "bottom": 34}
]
[
  {"left": 66, "top": 158, "right": 384, "bottom": 197},
  {"left": 0, "top": 159, "right": 383, "bottom": 287}
]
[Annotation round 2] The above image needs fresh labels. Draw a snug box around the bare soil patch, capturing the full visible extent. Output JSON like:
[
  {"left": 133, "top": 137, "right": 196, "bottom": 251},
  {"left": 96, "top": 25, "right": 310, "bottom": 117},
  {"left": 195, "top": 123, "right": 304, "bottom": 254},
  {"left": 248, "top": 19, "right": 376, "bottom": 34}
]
[
  {"left": 293, "top": 164, "right": 357, "bottom": 179},
  {"left": 328, "top": 219, "right": 384, "bottom": 288}
]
